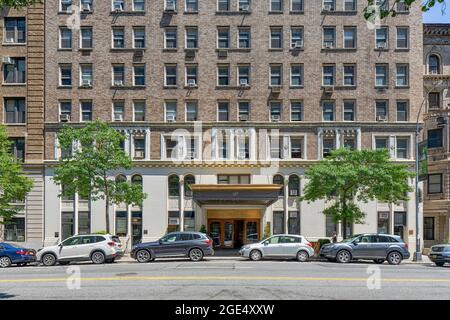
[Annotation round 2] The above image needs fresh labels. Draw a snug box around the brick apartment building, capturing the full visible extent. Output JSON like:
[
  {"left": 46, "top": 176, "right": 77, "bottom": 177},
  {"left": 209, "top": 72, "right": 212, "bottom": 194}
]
[
  {"left": 0, "top": 3, "right": 44, "bottom": 248},
  {"left": 422, "top": 24, "right": 450, "bottom": 249}
]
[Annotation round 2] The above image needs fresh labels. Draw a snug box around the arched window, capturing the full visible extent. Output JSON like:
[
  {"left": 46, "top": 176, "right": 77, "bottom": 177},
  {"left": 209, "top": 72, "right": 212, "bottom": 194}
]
[
  {"left": 115, "top": 174, "right": 127, "bottom": 184},
  {"left": 168, "top": 175, "right": 180, "bottom": 197},
  {"left": 288, "top": 175, "right": 300, "bottom": 197},
  {"left": 131, "top": 175, "right": 143, "bottom": 189},
  {"left": 184, "top": 175, "right": 195, "bottom": 197},
  {"left": 429, "top": 54, "right": 440, "bottom": 74},
  {"left": 273, "top": 174, "right": 284, "bottom": 197}
]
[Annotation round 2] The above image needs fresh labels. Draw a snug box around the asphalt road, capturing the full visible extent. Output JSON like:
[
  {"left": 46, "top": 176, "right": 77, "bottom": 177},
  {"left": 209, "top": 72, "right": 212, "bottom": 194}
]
[{"left": 1, "top": 259, "right": 450, "bottom": 300}]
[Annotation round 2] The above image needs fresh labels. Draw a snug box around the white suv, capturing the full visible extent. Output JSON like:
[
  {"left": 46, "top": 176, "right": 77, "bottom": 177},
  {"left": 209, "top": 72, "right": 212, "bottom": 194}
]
[{"left": 37, "top": 234, "right": 124, "bottom": 266}]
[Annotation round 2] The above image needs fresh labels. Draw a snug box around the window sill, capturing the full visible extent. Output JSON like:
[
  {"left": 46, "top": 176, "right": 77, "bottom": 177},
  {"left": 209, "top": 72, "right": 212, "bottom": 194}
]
[
  {"left": 289, "top": 86, "right": 304, "bottom": 89},
  {"left": 183, "top": 11, "right": 199, "bottom": 14},
  {"left": 163, "top": 48, "right": 178, "bottom": 52},
  {"left": 4, "top": 123, "right": 26, "bottom": 126},
  {"left": 2, "top": 83, "right": 26, "bottom": 86},
  {"left": 321, "top": 48, "right": 357, "bottom": 52},
  {"left": 215, "top": 11, "right": 252, "bottom": 15},
  {"left": 395, "top": 86, "right": 410, "bottom": 89},
  {"left": 268, "top": 11, "right": 284, "bottom": 14},
  {"left": 110, "top": 11, "right": 147, "bottom": 16},
  {"left": 375, "top": 86, "right": 389, "bottom": 90},
  {"left": 79, "top": 48, "right": 93, "bottom": 52},
  {"left": 374, "top": 48, "right": 389, "bottom": 52},
  {"left": 58, "top": 48, "right": 73, "bottom": 52},
  {"left": 184, "top": 85, "right": 198, "bottom": 89},
  {"left": 57, "top": 86, "right": 72, "bottom": 89},
  {"left": 268, "top": 48, "right": 283, "bottom": 52},
  {"left": 289, "top": 11, "right": 304, "bottom": 14},
  {"left": 2, "top": 42, "right": 26, "bottom": 46},
  {"left": 163, "top": 85, "right": 178, "bottom": 89},
  {"left": 78, "top": 86, "right": 93, "bottom": 89},
  {"left": 321, "top": 10, "right": 358, "bottom": 15}
]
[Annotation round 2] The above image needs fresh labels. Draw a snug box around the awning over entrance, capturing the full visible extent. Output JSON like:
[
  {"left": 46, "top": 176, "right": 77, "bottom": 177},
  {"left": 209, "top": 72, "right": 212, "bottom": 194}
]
[{"left": 191, "top": 184, "right": 283, "bottom": 206}]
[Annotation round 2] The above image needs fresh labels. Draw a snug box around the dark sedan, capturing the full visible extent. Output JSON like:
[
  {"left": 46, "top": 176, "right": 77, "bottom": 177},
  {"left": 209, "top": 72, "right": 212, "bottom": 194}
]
[
  {"left": 131, "top": 232, "right": 214, "bottom": 262},
  {"left": 0, "top": 242, "right": 37, "bottom": 268},
  {"left": 428, "top": 244, "right": 450, "bottom": 267},
  {"left": 319, "top": 234, "right": 410, "bottom": 265}
]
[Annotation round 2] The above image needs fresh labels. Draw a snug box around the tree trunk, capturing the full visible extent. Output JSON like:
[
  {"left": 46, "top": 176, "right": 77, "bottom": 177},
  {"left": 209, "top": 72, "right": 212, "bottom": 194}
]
[
  {"left": 342, "top": 218, "right": 347, "bottom": 239},
  {"left": 105, "top": 195, "right": 110, "bottom": 234}
]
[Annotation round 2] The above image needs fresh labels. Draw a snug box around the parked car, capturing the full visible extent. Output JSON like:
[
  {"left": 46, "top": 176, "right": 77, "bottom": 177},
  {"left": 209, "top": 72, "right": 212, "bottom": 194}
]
[
  {"left": 131, "top": 232, "right": 214, "bottom": 262},
  {"left": 37, "top": 234, "right": 123, "bottom": 266},
  {"left": 239, "top": 234, "right": 315, "bottom": 262},
  {"left": 428, "top": 244, "right": 450, "bottom": 267},
  {"left": 0, "top": 242, "right": 36, "bottom": 268},
  {"left": 319, "top": 234, "right": 410, "bottom": 265}
]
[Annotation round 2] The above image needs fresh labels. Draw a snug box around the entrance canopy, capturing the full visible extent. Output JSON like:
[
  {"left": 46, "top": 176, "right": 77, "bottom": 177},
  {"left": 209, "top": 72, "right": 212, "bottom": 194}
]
[{"left": 191, "top": 184, "right": 283, "bottom": 206}]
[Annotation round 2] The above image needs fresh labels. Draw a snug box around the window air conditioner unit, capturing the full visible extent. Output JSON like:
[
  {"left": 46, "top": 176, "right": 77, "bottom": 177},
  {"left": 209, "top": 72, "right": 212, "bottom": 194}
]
[
  {"left": 436, "top": 116, "right": 446, "bottom": 127},
  {"left": 323, "top": 4, "right": 333, "bottom": 11},
  {"left": 271, "top": 85, "right": 281, "bottom": 93},
  {"left": 289, "top": 189, "right": 299, "bottom": 196},
  {"left": 60, "top": 114, "right": 70, "bottom": 122},
  {"left": 376, "top": 42, "right": 387, "bottom": 49},
  {"left": 239, "top": 114, "right": 249, "bottom": 121},
  {"left": 323, "top": 85, "right": 334, "bottom": 92},
  {"left": 165, "top": 1, "right": 176, "bottom": 11},
  {"left": 187, "top": 79, "right": 197, "bottom": 87},
  {"left": 134, "top": 150, "right": 145, "bottom": 159},
  {"left": 324, "top": 41, "right": 334, "bottom": 49},
  {"left": 271, "top": 114, "right": 281, "bottom": 122},
  {"left": 114, "top": 4, "right": 123, "bottom": 12},
  {"left": 376, "top": 115, "right": 387, "bottom": 122},
  {"left": 82, "top": 79, "right": 92, "bottom": 87},
  {"left": 218, "top": 49, "right": 228, "bottom": 58},
  {"left": 114, "top": 80, "right": 124, "bottom": 86},
  {"left": 239, "top": 79, "right": 249, "bottom": 87},
  {"left": 240, "top": 4, "right": 250, "bottom": 11},
  {"left": 2, "top": 56, "right": 13, "bottom": 64},
  {"left": 81, "top": 3, "right": 91, "bottom": 12},
  {"left": 169, "top": 218, "right": 180, "bottom": 225},
  {"left": 114, "top": 114, "right": 123, "bottom": 122},
  {"left": 166, "top": 115, "right": 176, "bottom": 122},
  {"left": 134, "top": 49, "right": 144, "bottom": 58},
  {"left": 292, "top": 40, "right": 303, "bottom": 49}
]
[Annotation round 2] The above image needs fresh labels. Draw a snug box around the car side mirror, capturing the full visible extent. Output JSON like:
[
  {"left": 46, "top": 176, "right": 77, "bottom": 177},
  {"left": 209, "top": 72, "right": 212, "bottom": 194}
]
[
  {"left": 263, "top": 241, "right": 269, "bottom": 246},
  {"left": 352, "top": 241, "right": 358, "bottom": 245},
  {"left": 158, "top": 239, "right": 163, "bottom": 244},
  {"left": 58, "top": 243, "right": 63, "bottom": 247}
]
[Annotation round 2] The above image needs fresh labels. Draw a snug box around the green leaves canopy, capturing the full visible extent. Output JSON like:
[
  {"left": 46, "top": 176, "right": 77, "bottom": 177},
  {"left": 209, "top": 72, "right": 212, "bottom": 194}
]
[
  {"left": 364, "top": 0, "right": 446, "bottom": 20},
  {"left": 0, "top": 0, "right": 41, "bottom": 9},
  {"left": 0, "top": 125, "right": 33, "bottom": 222}
]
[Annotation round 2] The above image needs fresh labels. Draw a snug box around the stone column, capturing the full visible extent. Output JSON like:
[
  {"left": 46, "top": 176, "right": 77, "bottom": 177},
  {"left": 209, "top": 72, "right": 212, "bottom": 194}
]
[
  {"left": 180, "top": 175, "right": 185, "bottom": 232},
  {"left": 284, "top": 176, "right": 289, "bottom": 234}
]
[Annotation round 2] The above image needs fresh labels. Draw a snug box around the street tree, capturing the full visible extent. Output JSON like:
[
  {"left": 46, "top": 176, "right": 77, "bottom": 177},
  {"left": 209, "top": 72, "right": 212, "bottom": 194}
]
[
  {"left": 301, "top": 148, "right": 414, "bottom": 238},
  {"left": 0, "top": 0, "right": 41, "bottom": 9},
  {"left": 365, "top": 0, "right": 447, "bottom": 19},
  {"left": 53, "top": 121, "right": 147, "bottom": 234},
  {"left": 0, "top": 125, "right": 33, "bottom": 223}
]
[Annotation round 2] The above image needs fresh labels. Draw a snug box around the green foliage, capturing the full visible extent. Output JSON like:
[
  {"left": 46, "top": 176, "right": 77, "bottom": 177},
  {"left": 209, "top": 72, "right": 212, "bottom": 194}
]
[
  {"left": 0, "top": 0, "right": 41, "bottom": 9},
  {"left": 93, "top": 230, "right": 107, "bottom": 235},
  {"left": 364, "top": 0, "right": 446, "bottom": 20},
  {"left": 199, "top": 225, "right": 207, "bottom": 233},
  {"left": 0, "top": 125, "right": 33, "bottom": 222},
  {"left": 53, "top": 121, "right": 147, "bottom": 233},
  {"left": 301, "top": 148, "right": 414, "bottom": 235}
]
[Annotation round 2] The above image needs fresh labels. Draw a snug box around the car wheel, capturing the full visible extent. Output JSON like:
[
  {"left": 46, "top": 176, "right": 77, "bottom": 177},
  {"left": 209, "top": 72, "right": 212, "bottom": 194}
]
[
  {"left": 0, "top": 256, "right": 12, "bottom": 268},
  {"left": 387, "top": 251, "right": 402, "bottom": 265},
  {"left": 59, "top": 261, "right": 70, "bottom": 266},
  {"left": 373, "top": 259, "right": 385, "bottom": 264},
  {"left": 435, "top": 262, "right": 445, "bottom": 267},
  {"left": 249, "top": 249, "right": 262, "bottom": 261},
  {"left": 136, "top": 249, "right": 152, "bottom": 263},
  {"left": 336, "top": 250, "right": 352, "bottom": 263},
  {"left": 189, "top": 248, "right": 204, "bottom": 262},
  {"left": 91, "top": 251, "right": 106, "bottom": 264},
  {"left": 42, "top": 253, "right": 57, "bottom": 266},
  {"left": 296, "top": 250, "right": 309, "bottom": 262}
]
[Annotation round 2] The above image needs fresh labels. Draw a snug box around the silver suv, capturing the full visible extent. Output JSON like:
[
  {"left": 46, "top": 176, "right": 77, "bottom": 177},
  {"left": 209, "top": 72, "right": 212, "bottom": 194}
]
[{"left": 37, "top": 234, "right": 124, "bottom": 266}]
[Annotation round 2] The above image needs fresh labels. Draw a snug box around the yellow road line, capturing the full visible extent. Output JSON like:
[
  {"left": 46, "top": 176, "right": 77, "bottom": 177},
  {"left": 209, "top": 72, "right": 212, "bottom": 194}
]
[{"left": 1, "top": 276, "right": 450, "bottom": 284}]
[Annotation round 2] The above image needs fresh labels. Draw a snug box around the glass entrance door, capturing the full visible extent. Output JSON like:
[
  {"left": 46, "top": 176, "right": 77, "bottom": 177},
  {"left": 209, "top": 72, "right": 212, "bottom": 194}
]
[
  {"left": 224, "top": 221, "right": 234, "bottom": 247},
  {"left": 209, "top": 221, "right": 221, "bottom": 247},
  {"left": 131, "top": 212, "right": 142, "bottom": 245},
  {"left": 61, "top": 212, "right": 74, "bottom": 240}
]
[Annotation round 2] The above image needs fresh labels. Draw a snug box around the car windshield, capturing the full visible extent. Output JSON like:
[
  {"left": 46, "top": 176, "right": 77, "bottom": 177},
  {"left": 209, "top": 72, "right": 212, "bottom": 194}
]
[{"left": 341, "top": 235, "right": 361, "bottom": 243}]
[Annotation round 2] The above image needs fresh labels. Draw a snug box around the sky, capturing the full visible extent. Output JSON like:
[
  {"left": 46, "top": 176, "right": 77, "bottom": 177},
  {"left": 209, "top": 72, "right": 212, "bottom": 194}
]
[{"left": 423, "top": 2, "right": 450, "bottom": 23}]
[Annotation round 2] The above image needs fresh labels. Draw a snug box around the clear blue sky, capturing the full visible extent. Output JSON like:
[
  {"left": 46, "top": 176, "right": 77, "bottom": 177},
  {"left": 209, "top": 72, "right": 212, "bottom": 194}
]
[{"left": 423, "top": 2, "right": 449, "bottom": 23}]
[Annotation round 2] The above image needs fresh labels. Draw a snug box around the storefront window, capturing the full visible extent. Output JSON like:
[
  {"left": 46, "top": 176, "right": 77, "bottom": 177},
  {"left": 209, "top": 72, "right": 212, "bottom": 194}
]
[
  {"left": 273, "top": 211, "right": 285, "bottom": 235},
  {"left": 424, "top": 217, "right": 435, "bottom": 241},
  {"left": 168, "top": 211, "right": 180, "bottom": 232},
  {"left": 116, "top": 211, "right": 128, "bottom": 237},
  {"left": 325, "top": 215, "right": 337, "bottom": 237},
  {"left": 184, "top": 211, "right": 195, "bottom": 231},
  {"left": 246, "top": 221, "right": 258, "bottom": 242},
  {"left": 4, "top": 217, "right": 25, "bottom": 242},
  {"left": 377, "top": 212, "right": 390, "bottom": 234},
  {"left": 78, "top": 211, "right": 91, "bottom": 235}
]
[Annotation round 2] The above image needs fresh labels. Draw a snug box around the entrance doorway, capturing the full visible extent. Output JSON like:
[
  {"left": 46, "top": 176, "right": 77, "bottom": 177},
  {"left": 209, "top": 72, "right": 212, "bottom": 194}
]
[{"left": 131, "top": 212, "right": 142, "bottom": 245}]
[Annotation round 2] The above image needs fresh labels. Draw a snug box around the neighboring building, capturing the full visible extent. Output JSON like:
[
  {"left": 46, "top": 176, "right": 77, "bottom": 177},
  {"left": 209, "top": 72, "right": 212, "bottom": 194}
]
[
  {"left": 0, "top": 3, "right": 45, "bottom": 248},
  {"left": 42, "top": 0, "right": 423, "bottom": 254},
  {"left": 423, "top": 24, "right": 450, "bottom": 249}
]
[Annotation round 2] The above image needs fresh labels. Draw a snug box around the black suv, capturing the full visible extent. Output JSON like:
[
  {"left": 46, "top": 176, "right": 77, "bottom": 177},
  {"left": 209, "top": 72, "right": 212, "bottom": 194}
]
[{"left": 131, "top": 232, "right": 214, "bottom": 262}]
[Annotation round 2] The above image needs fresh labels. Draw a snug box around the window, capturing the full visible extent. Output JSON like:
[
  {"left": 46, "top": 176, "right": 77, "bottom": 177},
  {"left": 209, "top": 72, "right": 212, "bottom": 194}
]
[
  {"left": 290, "top": 64, "right": 303, "bottom": 87},
  {"left": 217, "top": 133, "right": 228, "bottom": 159},
  {"left": 133, "top": 0, "right": 145, "bottom": 11},
  {"left": 427, "top": 129, "right": 443, "bottom": 149},
  {"left": 168, "top": 175, "right": 180, "bottom": 197},
  {"left": 133, "top": 64, "right": 145, "bottom": 86},
  {"left": 186, "top": 0, "right": 198, "bottom": 12},
  {"left": 113, "top": 0, "right": 124, "bottom": 10},
  {"left": 375, "top": 64, "right": 388, "bottom": 87},
  {"left": 396, "top": 64, "right": 409, "bottom": 87},
  {"left": 343, "top": 101, "right": 355, "bottom": 121},
  {"left": 165, "top": 137, "right": 179, "bottom": 159},
  {"left": 217, "top": 27, "right": 230, "bottom": 49},
  {"left": 78, "top": 212, "right": 91, "bottom": 235},
  {"left": 218, "top": 175, "right": 250, "bottom": 184},
  {"left": 238, "top": 27, "right": 251, "bottom": 48},
  {"left": 165, "top": 101, "right": 177, "bottom": 121},
  {"left": 236, "top": 134, "right": 250, "bottom": 159},
  {"left": 116, "top": 212, "right": 128, "bottom": 236},
  {"left": 291, "top": 0, "right": 303, "bottom": 11},
  {"left": 270, "top": 0, "right": 283, "bottom": 11},
  {"left": 4, "top": 17, "right": 26, "bottom": 44},
  {"left": 239, "top": 0, "right": 250, "bottom": 11},
  {"left": 323, "top": 138, "right": 335, "bottom": 157},
  {"left": 270, "top": 101, "right": 281, "bottom": 120},
  {"left": 375, "top": 27, "right": 388, "bottom": 48},
  {"left": 185, "top": 27, "right": 198, "bottom": 49},
  {"left": 4, "top": 57, "right": 25, "bottom": 84},
  {"left": 218, "top": 0, "right": 230, "bottom": 11},
  {"left": 396, "top": 137, "right": 409, "bottom": 159},
  {"left": 322, "top": 65, "right": 335, "bottom": 86},
  {"left": 269, "top": 135, "right": 283, "bottom": 159},
  {"left": 165, "top": 28, "right": 177, "bottom": 48},
  {"left": 80, "top": 0, "right": 92, "bottom": 11},
  {"left": 376, "top": 100, "right": 388, "bottom": 120},
  {"left": 322, "top": 101, "right": 334, "bottom": 121},
  {"left": 396, "top": 101, "right": 408, "bottom": 121},
  {"left": 291, "top": 27, "right": 303, "bottom": 48},
  {"left": 185, "top": 65, "right": 198, "bottom": 87},
  {"left": 326, "top": 215, "right": 337, "bottom": 237},
  {"left": 60, "top": 0, "right": 73, "bottom": 12},
  {"left": 344, "top": 137, "right": 356, "bottom": 150},
  {"left": 217, "top": 65, "right": 230, "bottom": 86},
  {"left": 428, "top": 92, "right": 440, "bottom": 109},
  {"left": 59, "top": 64, "right": 72, "bottom": 86},
  {"left": 4, "top": 98, "right": 25, "bottom": 124},
  {"left": 133, "top": 27, "right": 145, "bottom": 48},
  {"left": 112, "top": 65, "right": 125, "bottom": 86},
  {"left": 238, "top": 65, "right": 250, "bottom": 86},
  {"left": 343, "top": 27, "right": 356, "bottom": 48},
  {"left": 343, "top": 65, "right": 356, "bottom": 86},
  {"left": 113, "top": 101, "right": 125, "bottom": 121},
  {"left": 59, "top": 101, "right": 72, "bottom": 119},
  {"left": 344, "top": 0, "right": 356, "bottom": 11},
  {"left": 133, "top": 101, "right": 145, "bottom": 121},
  {"left": 288, "top": 211, "right": 300, "bottom": 234},
  {"left": 323, "top": 0, "right": 335, "bottom": 10},
  {"left": 80, "top": 101, "right": 93, "bottom": 122},
  {"left": 165, "top": 64, "right": 177, "bottom": 86},
  {"left": 80, "top": 27, "right": 92, "bottom": 49},
  {"left": 4, "top": 217, "right": 25, "bottom": 242},
  {"left": 218, "top": 101, "right": 229, "bottom": 121},
  {"left": 375, "top": 137, "right": 388, "bottom": 150},
  {"left": 375, "top": 0, "right": 389, "bottom": 10},
  {"left": 273, "top": 212, "right": 285, "bottom": 234},
  {"left": 112, "top": 28, "right": 125, "bottom": 48},
  {"left": 134, "top": 136, "right": 145, "bottom": 159},
  {"left": 165, "top": 0, "right": 177, "bottom": 11},
  {"left": 270, "top": 27, "right": 283, "bottom": 49},
  {"left": 184, "top": 211, "right": 195, "bottom": 231},
  {"left": 59, "top": 27, "right": 72, "bottom": 49},
  {"left": 424, "top": 217, "right": 435, "bottom": 241},
  {"left": 186, "top": 101, "right": 198, "bottom": 121},
  {"left": 273, "top": 175, "right": 284, "bottom": 196},
  {"left": 10, "top": 138, "right": 25, "bottom": 161},
  {"left": 396, "top": 27, "right": 408, "bottom": 49},
  {"left": 80, "top": 64, "right": 92, "bottom": 86},
  {"left": 291, "top": 101, "right": 302, "bottom": 121},
  {"left": 323, "top": 27, "right": 335, "bottom": 48},
  {"left": 377, "top": 212, "right": 390, "bottom": 234},
  {"left": 290, "top": 138, "right": 303, "bottom": 159},
  {"left": 428, "top": 174, "right": 442, "bottom": 194},
  {"left": 428, "top": 54, "right": 440, "bottom": 74},
  {"left": 396, "top": 0, "right": 409, "bottom": 12},
  {"left": 270, "top": 65, "right": 282, "bottom": 86},
  {"left": 238, "top": 101, "right": 250, "bottom": 121}
]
